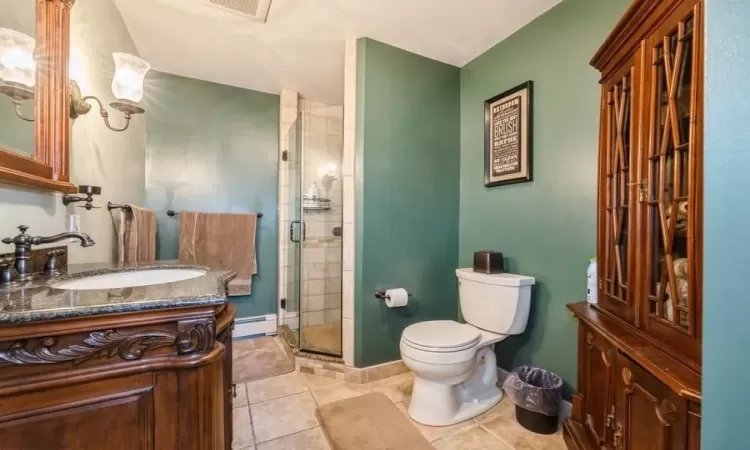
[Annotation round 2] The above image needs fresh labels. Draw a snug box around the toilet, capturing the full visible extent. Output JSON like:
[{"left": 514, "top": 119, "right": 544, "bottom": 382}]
[{"left": 400, "top": 268, "right": 535, "bottom": 426}]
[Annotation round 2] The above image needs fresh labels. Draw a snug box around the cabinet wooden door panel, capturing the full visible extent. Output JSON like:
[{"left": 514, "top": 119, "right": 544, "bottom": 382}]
[
  {"left": 616, "top": 354, "right": 687, "bottom": 450},
  {"left": 581, "top": 326, "right": 616, "bottom": 449},
  {"left": 0, "top": 374, "right": 155, "bottom": 450},
  {"left": 640, "top": 0, "right": 703, "bottom": 363},
  {"left": 597, "top": 46, "right": 644, "bottom": 326},
  {"left": 219, "top": 322, "right": 235, "bottom": 450}
]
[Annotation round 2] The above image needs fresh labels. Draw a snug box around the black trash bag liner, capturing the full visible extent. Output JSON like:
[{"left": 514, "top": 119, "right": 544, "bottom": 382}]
[{"left": 502, "top": 366, "right": 563, "bottom": 416}]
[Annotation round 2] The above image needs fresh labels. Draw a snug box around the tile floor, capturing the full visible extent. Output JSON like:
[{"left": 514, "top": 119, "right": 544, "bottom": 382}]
[{"left": 232, "top": 348, "right": 566, "bottom": 450}]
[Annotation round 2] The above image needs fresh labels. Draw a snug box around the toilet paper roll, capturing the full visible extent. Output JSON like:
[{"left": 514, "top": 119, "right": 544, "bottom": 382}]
[{"left": 385, "top": 288, "right": 409, "bottom": 308}]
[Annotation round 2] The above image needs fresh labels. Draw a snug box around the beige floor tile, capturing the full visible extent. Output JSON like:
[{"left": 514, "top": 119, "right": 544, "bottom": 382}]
[
  {"left": 250, "top": 392, "right": 319, "bottom": 443},
  {"left": 298, "top": 372, "right": 343, "bottom": 390},
  {"left": 533, "top": 433, "right": 566, "bottom": 450},
  {"left": 432, "top": 425, "right": 512, "bottom": 450},
  {"left": 232, "top": 406, "right": 255, "bottom": 449},
  {"left": 255, "top": 427, "right": 330, "bottom": 450},
  {"left": 394, "top": 399, "right": 476, "bottom": 442},
  {"left": 366, "top": 372, "right": 414, "bottom": 403},
  {"left": 309, "top": 381, "right": 372, "bottom": 406},
  {"left": 234, "top": 383, "right": 249, "bottom": 407},
  {"left": 472, "top": 396, "right": 515, "bottom": 425},
  {"left": 246, "top": 372, "right": 309, "bottom": 404},
  {"left": 481, "top": 414, "right": 565, "bottom": 450}
]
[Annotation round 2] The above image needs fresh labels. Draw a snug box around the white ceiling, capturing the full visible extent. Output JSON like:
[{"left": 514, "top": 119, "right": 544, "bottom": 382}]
[{"left": 114, "top": 0, "right": 561, "bottom": 105}]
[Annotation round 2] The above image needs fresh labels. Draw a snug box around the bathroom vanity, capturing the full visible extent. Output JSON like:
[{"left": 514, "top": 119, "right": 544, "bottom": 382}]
[{"left": 0, "top": 263, "right": 236, "bottom": 450}]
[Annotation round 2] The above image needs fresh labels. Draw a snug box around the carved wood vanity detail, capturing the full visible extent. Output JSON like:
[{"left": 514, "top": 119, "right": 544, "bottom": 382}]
[
  {"left": 0, "top": 302, "right": 236, "bottom": 449},
  {"left": 564, "top": 0, "right": 703, "bottom": 448}
]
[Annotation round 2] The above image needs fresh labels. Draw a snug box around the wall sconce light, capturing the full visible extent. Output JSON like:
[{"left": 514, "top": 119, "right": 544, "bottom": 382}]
[
  {"left": 0, "top": 28, "right": 36, "bottom": 122},
  {"left": 70, "top": 52, "right": 151, "bottom": 132},
  {"left": 0, "top": 28, "right": 150, "bottom": 132}
]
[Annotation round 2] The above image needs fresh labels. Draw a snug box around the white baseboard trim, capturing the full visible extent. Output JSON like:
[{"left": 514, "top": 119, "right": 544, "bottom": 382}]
[
  {"left": 233, "top": 314, "right": 277, "bottom": 339},
  {"left": 496, "top": 367, "right": 572, "bottom": 422}
]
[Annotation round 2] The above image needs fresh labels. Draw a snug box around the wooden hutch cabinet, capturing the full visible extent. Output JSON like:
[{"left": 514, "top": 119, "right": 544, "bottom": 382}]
[{"left": 564, "top": 0, "right": 703, "bottom": 449}]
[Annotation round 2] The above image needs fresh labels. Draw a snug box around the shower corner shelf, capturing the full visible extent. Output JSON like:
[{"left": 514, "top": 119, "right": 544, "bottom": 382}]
[{"left": 303, "top": 197, "right": 332, "bottom": 211}]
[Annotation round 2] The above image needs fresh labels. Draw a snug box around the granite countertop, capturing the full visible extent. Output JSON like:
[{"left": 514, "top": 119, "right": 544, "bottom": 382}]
[{"left": 0, "top": 261, "right": 236, "bottom": 325}]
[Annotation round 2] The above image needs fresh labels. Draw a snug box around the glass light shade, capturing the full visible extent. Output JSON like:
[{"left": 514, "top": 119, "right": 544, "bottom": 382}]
[
  {"left": 0, "top": 28, "right": 36, "bottom": 88},
  {"left": 111, "top": 52, "right": 150, "bottom": 103},
  {"left": 318, "top": 163, "right": 337, "bottom": 177}
]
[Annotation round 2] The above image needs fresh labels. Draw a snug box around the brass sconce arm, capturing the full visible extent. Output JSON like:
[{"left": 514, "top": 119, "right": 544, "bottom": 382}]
[{"left": 70, "top": 81, "right": 144, "bottom": 132}]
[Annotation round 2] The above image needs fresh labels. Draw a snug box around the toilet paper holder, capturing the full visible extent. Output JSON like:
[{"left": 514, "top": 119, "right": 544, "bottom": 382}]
[{"left": 375, "top": 289, "right": 412, "bottom": 300}]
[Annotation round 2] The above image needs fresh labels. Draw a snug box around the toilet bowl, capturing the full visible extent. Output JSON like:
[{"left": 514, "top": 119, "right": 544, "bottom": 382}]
[{"left": 399, "top": 269, "right": 535, "bottom": 426}]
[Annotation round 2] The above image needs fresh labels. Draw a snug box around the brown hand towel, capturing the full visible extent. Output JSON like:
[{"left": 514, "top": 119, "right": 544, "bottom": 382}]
[
  {"left": 178, "top": 211, "right": 257, "bottom": 296},
  {"left": 117, "top": 205, "right": 157, "bottom": 264}
]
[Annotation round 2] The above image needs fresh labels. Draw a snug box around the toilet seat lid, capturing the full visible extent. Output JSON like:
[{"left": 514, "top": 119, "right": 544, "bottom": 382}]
[{"left": 402, "top": 321, "right": 481, "bottom": 352}]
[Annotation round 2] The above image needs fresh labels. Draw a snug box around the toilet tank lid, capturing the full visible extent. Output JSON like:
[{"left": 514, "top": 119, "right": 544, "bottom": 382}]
[{"left": 456, "top": 268, "right": 535, "bottom": 286}]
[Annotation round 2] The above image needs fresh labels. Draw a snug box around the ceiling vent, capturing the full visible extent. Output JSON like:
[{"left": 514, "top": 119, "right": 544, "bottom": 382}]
[{"left": 208, "top": 0, "right": 273, "bottom": 23}]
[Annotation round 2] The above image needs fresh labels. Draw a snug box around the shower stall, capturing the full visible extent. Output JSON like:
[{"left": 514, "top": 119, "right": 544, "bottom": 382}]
[{"left": 282, "top": 103, "right": 343, "bottom": 357}]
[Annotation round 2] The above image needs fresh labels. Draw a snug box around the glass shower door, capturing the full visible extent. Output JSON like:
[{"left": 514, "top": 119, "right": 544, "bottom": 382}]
[
  {"left": 284, "top": 114, "right": 303, "bottom": 348},
  {"left": 284, "top": 108, "right": 343, "bottom": 357}
]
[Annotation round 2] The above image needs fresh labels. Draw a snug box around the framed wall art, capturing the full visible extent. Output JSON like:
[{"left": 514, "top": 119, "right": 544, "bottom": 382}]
[{"left": 484, "top": 81, "right": 533, "bottom": 187}]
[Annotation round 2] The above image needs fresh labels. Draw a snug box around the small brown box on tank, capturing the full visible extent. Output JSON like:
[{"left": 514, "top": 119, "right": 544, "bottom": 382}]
[{"left": 473, "top": 251, "right": 504, "bottom": 274}]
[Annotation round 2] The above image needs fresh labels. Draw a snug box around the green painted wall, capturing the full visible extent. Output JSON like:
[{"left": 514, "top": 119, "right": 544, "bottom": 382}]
[
  {"left": 144, "top": 72, "right": 279, "bottom": 319},
  {"left": 702, "top": 1, "right": 750, "bottom": 448},
  {"left": 354, "top": 38, "right": 461, "bottom": 367},
  {"left": 459, "top": 0, "right": 630, "bottom": 390}
]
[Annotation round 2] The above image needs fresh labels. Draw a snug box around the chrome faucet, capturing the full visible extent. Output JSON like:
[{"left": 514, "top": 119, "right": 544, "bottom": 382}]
[{"left": 1, "top": 225, "right": 95, "bottom": 282}]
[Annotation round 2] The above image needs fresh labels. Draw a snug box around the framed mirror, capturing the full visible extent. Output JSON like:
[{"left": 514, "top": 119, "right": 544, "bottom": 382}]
[{"left": 0, "top": 0, "right": 76, "bottom": 192}]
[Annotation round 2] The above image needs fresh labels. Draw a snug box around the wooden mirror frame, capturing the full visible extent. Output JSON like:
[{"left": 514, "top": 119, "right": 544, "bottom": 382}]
[{"left": 0, "top": 0, "right": 76, "bottom": 193}]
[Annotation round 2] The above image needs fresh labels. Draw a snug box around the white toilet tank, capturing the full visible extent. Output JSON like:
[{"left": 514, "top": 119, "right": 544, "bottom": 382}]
[{"left": 456, "top": 268, "right": 535, "bottom": 335}]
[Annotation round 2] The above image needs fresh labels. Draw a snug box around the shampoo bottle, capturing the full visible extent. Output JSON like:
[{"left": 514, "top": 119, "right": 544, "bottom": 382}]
[{"left": 587, "top": 258, "right": 597, "bottom": 304}]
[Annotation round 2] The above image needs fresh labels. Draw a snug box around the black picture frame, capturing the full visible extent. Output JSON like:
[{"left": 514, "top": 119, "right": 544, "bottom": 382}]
[{"left": 484, "top": 81, "right": 533, "bottom": 187}]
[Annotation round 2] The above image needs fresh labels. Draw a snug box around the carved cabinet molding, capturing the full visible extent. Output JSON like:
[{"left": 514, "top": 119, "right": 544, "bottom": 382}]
[{"left": 0, "top": 319, "right": 215, "bottom": 366}]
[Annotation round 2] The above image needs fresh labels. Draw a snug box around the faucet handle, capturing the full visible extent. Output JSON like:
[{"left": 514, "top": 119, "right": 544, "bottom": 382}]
[
  {"left": 44, "top": 249, "right": 66, "bottom": 276},
  {"left": 2, "top": 226, "right": 31, "bottom": 246},
  {"left": 0, "top": 256, "right": 16, "bottom": 285}
]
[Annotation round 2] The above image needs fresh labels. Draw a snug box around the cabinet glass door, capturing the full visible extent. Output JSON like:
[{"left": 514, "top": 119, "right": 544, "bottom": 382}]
[
  {"left": 598, "top": 52, "right": 641, "bottom": 325},
  {"left": 643, "top": 1, "right": 702, "bottom": 360}
]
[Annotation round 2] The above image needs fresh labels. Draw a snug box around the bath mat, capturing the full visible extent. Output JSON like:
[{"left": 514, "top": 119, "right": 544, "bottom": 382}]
[
  {"left": 232, "top": 336, "right": 294, "bottom": 383},
  {"left": 317, "top": 392, "right": 433, "bottom": 450}
]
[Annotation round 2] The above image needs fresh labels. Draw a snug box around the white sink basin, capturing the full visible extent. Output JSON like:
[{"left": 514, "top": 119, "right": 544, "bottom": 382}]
[{"left": 51, "top": 268, "right": 207, "bottom": 290}]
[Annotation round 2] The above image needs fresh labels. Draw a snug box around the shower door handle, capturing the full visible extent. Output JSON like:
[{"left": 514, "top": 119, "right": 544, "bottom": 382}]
[{"left": 290, "top": 220, "right": 301, "bottom": 243}]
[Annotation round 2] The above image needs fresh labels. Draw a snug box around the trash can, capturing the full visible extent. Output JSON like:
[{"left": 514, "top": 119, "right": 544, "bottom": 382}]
[{"left": 502, "top": 366, "right": 563, "bottom": 435}]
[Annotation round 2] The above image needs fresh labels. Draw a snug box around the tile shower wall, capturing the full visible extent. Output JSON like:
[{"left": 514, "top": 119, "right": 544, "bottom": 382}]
[{"left": 299, "top": 100, "right": 343, "bottom": 329}]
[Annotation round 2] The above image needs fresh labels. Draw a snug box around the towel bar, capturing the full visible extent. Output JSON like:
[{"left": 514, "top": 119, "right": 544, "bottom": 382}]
[
  {"left": 107, "top": 202, "right": 131, "bottom": 211},
  {"left": 166, "top": 210, "right": 263, "bottom": 218}
]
